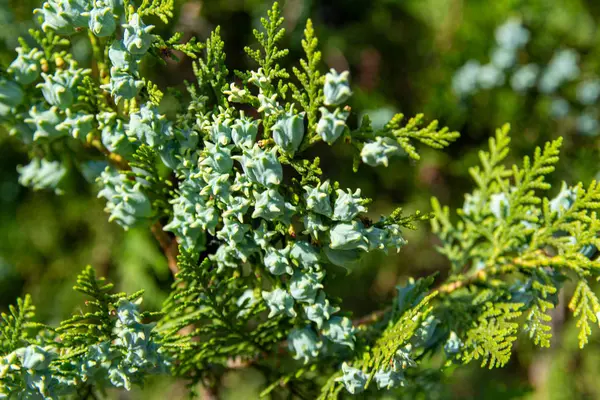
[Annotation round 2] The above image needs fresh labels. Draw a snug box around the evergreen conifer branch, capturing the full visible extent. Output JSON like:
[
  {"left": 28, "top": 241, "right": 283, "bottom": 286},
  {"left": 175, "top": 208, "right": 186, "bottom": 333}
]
[
  {"left": 244, "top": 3, "right": 289, "bottom": 85},
  {"left": 3, "top": 0, "right": 600, "bottom": 397},
  {"left": 568, "top": 280, "right": 600, "bottom": 348},
  {"left": 0, "top": 295, "right": 38, "bottom": 354}
]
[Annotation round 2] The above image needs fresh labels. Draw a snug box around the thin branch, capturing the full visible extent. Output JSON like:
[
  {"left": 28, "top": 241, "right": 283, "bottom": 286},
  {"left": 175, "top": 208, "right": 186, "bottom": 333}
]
[{"left": 151, "top": 221, "right": 179, "bottom": 275}]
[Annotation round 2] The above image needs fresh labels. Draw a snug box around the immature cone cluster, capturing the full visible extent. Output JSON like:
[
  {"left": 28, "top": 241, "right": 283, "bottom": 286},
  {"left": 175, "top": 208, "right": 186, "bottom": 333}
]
[
  {"left": 97, "top": 168, "right": 152, "bottom": 229},
  {"left": 164, "top": 69, "right": 415, "bottom": 364},
  {"left": 0, "top": 300, "right": 168, "bottom": 397},
  {"left": 2, "top": 2, "right": 441, "bottom": 395},
  {"left": 102, "top": 13, "right": 153, "bottom": 104}
]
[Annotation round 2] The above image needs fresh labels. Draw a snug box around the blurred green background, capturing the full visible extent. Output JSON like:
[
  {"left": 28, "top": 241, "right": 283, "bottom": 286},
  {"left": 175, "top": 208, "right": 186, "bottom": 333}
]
[{"left": 2, "top": 0, "right": 600, "bottom": 398}]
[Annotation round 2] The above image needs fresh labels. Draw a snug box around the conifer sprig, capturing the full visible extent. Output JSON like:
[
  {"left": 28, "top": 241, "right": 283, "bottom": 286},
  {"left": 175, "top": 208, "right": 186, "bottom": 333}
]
[
  {"left": 0, "top": 295, "right": 38, "bottom": 354},
  {"left": 244, "top": 3, "right": 289, "bottom": 84},
  {"left": 291, "top": 19, "right": 324, "bottom": 141}
]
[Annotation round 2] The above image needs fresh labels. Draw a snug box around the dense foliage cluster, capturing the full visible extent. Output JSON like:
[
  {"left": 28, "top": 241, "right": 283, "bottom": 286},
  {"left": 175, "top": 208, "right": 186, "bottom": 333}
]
[{"left": 1, "top": 1, "right": 599, "bottom": 398}]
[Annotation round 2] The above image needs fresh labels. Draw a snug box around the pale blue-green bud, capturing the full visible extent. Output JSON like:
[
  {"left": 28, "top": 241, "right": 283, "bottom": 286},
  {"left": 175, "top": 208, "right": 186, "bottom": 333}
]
[
  {"left": 217, "top": 218, "right": 249, "bottom": 245},
  {"left": 18, "top": 158, "right": 67, "bottom": 194},
  {"left": 0, "top": 79, "right": 24, "bottom": 117},
  {"left": 98, "top": 112, "right": 135, "bottom": 157},
  {"left": 316, "top": 107, "right": 349, "bottom": 144},
  {"left": 15, "top": 346, "right": 56, "bottom": 370},
  {"left": 374, "top": 368, "right": 405, "bottom": 390},
  {"left": 264, "top": 247, "right": 293, "bottom": 275},
  {"left": 222, "top": 195, "right": 251, "bottom": 222},
  {"left": 200, "top": 172, "right": 231, "bottom": 200},
  {"left": 236, "top": 144, "right": 282, "bottom": 187},
  {"left": 329, "top": 221, "right": 367, "bottom": 251},
  {"left": 303, "top": 180, "right": 332, "bottom": 217},
  {"left": 253, "top": 220, "right": 277, "bottom": 249},
  {"left": 335, "top": 362, "right": 366, "bottom": 394},
  {"left": 289, "top": 269, "right": 324, "bottom": 303},
  {"left": 200, "top": 141, "right": 234, "bottom": 174},
  {"left": 57, "top": 110, "right": 94, "bottom": 140},
  {"left": 37, "top": 65, "right": 89, "bottom": 109},
  {"left": 385, "top": 224, "right": 407, "bottom": 253},
  {"left": 193, "top": 200, "right": 218, "bottom": 236},
  {"left": 163, "top": 213, "right": 204, "bottom": 251},
  {"left": 332, "top": 188, "right": 366, "bottom": 221},
  {"left": 127, "top": 104, "right": 169, "bottom": 147},
  {"left": 321, "top": 316, "right": 355, "bottom": 349},
  {"left": 122, "top": 13, "right": 154, "bottom": 55},
  {"left": 108, "top": 186, "right": 152, "bottom": 228},
  {"left": 323, "top": 69, "right": 352, "bottom": 106},
  {"left": 248, "top": 68, "right": 270, "bottom": 90},
  {"left": 262, "top": 288, "right": 297, "bottom": 318},
  {"left": 97, "top": 167, "right": 152, "bottom": 229},
  {"left": 87, "top": 5, "right": 116, "bottom": 37},
  {"left": 360, "top": 136, "right": 401, "bottom": 167},
  {"left": 257, "top": 93, "right": 281, "bottom": 115},
  {"left": 35, "top": 0, "right": 90, "bottom": 34},
  {"left": 108, "top": 41, "right": 140, "bottom": 73},
  {"left": 365, "top": 226, "right": 388, "bottom": 251},
  {"left": 272, "top": 106, "right": 305, "bottom": 154},
  {"left": 8, "top": 47, "right": 43, "bottom": 85},
  {"left": 208, "top": 116, "right": 233, "bottom": 145},
  {"left": 252, "top": 188, "right": 284, "bottom": 220},
  {"left": 287, "top": 327, "right": 322, "bottom": 364},
  {"left": 26, "top": 105, "right": 67, "bottom": 141},
  {"left": 303, "top": 213, "right": 329, "bottom": 240},
  {"left": 35, "top": 2, "right": 72, "bottom": 34},
  {"left": 304, "top": 291, "right": 338, "bottom": 328},
  {"left": 231, "top": 116, "right": 258, "bottom": 148},
  {"left": 103, "top": 69, "right": 144, "bottom": 103},
  {"left": 223, "top": 82, "right": 249, "bottom": 103},
  {"left": 289, "top": 241, "right": 320, "bottom": 268}
]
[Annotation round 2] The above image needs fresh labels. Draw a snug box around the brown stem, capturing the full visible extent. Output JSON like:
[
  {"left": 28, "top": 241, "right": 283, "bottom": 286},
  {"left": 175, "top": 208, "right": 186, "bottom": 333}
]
[
  {"left": 352, "top": 269, "right": 493, "bottom": 327},
  {"left": 151, "top": 221, "right": 180, "bottom": 275}
]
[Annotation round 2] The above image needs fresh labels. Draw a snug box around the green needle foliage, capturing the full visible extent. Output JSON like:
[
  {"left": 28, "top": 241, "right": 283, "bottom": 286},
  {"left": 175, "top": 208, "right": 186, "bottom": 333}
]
[{"left": 1, "top": 0, "right": 599, "bottom": 398}]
